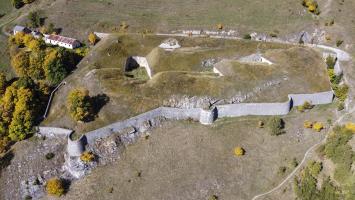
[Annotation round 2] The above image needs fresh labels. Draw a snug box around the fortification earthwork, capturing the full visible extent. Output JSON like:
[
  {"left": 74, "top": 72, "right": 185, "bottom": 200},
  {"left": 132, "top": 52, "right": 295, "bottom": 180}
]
[{"left": 37, "top": 31, "right": 351, "bottom": 178}]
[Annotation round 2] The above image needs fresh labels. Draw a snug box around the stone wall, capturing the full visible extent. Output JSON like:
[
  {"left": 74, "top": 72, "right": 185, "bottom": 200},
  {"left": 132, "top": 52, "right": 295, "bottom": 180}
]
[
  {"left": 217, "top": 100, "right": 291, "bottom": 118},
  {"left": 37, "top": 127, "right": 73, "bottom": 137},
  {"left": 85, "top": 107, "right": 202, "bottom": 144},
  {"left": 288, "top": 91, "right": 334, "bottom": 106},
  {"left": 82, "top": 91, "right": 333, "bottom": 145}
]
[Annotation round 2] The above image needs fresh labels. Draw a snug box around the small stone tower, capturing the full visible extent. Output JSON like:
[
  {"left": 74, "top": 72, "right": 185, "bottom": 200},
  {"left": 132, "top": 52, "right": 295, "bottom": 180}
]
[{"left": 67, "top": 133, "right": 86, "bottom": 157}]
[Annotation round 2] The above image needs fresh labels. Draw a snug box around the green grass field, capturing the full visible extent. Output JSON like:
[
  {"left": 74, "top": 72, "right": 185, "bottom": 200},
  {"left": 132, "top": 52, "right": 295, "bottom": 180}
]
[
  {"left": 1, "top": 0, "right": 314, "bottom": 42},
  {"left": 0, "top": 0, "right": 12, "bottom": 15}
]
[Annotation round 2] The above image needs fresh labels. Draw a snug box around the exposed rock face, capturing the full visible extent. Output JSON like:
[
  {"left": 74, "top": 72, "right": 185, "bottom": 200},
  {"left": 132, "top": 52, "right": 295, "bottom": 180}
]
[
  {"left": 63, "top": 155, "right": 97, "bottom": 179},
  {"left": 201, "top": 58, "right": 219, "bottom": 68},
  {"left": 159, "top": 38, "right": 181, "bottom": 51},
  {"left": 90, "top": 134, "right": 124, "bottom": 165},
  {"left": 0, "top": 137, "right": 66, "bottom": 200},
  {"left": 164, "top": 95, "right": 218, "bottom": 109},
  {"left": 20, "top": 175, "right": 46, "bottom": 199}
]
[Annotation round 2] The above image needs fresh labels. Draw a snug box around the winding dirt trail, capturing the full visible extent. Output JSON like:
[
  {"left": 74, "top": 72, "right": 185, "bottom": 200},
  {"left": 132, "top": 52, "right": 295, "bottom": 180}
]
[{"left": 251, "top": 105, "right": 355, "bottom": 200}]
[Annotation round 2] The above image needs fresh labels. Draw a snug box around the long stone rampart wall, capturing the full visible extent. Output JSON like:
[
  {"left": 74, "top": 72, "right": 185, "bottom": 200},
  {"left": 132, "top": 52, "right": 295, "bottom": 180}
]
[
  {"left": 85, "top": 107, "right": 202, "bottom": 144},
  {"left": 288, "top": 91, "right": 334, "bottom": 106},
  {"left": 216, "top": 101, "right": 291, "bottom": 118},
  {"left": 81, "top": 91, "right": 333, "bottom": 145}
]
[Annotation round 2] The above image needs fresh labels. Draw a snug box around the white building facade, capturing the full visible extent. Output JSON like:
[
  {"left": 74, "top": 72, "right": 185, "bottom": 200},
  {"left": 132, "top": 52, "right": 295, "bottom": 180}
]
[{"left": 44, "top": 34, "right": 80, "bottom": 49}]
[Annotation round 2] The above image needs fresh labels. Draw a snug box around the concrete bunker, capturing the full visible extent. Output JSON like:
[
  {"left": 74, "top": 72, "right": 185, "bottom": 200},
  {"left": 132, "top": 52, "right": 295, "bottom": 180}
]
[{"left": 124, "top": 56, "right": 153, "bottom": 78}]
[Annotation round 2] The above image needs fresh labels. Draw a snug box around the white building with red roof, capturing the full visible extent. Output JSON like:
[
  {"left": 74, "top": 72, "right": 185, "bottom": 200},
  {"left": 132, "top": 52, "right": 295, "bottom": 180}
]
[{"left": 44, "top": 34, "right": 81, "bottom": 49}]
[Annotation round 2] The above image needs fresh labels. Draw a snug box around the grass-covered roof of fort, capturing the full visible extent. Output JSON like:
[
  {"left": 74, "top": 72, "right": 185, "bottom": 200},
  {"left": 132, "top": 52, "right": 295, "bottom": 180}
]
[{"left": 43, "top": 34, "right": 331, "bottom": 132}]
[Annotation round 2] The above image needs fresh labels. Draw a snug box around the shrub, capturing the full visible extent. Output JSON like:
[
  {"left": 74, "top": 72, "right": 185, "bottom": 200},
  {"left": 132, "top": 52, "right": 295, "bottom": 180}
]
[
  {"left": 268, "top": 117, "right": 284, "bottom": 136},
  {"left": 313, "top": 122, "right": 324, "bottom": 132},
  {"left": 12, "top": 0, "right": 24, "bottom": 9},
  {"left": 333, "top": 84, "right": 349, "bottom": 102},
  {"left": 243, "top": 34, "right": 252, "bottom": 40},
  {"left": 345, "top": 122, "right": 355, "bottom": 133},
  {"left": 297, "top": 105, "right": 305, "bottom": 112},
  {"left": 290, "top": 158, "right": 299, "bottom": 168},
  {"left": 307, "top": 161, "right": 322, "bottom": 177},
  {"left": 336, "top": 102, "right": 344, "bottom": 112},
  {"left": 258, "top": 120, "right": 264, "bottom": 128},
  {"left": 28, "top": 11, "right": 40, "bottom": 28},
  {"left": 304, "top": 120, "right": 313, "bottom": 128},
  {"left": 324, "top": 126, "right": 353, "bottom": 175},
  {"left": 24, "top": 195, "right": 32, "bottom": 200},
  {"left": 0, "top": 137, "right": 11, "bottom": 154},
  {"left": 45, "top": 152, "right": 55, "bottom": 160},
  {"left": 216, "top": 24, "right": 223, "bottom": 30},
  {"left": 278, "top": 166, "right": 287, "bottom": 175},
  {"left": 234, "top": 147, "right": 245, "bottom": 156},
  {"left": 46, "top": 178, "right": 64, "bottom": 196},
  {"left": 88, "top": 33, "right": 98, "bottom": 45},
  {"left": 302, "top": 0, "right": 320, "bottom": 15},
  {"left": 293, "top": 167, "right": 318, "bottom": 200},
  {"left": 209, "top": 195, "right": 218, "bottom": 200},
  {"left": 80, "top": 151, "right": 95, "bottom": 163},
  {"left": 336, "top": 40, "right": 343, "bottom": 47},
  {"left": 298, "top": 101, "right": 314, "bottom": 112},
  {"left": 302, "top": 101, "right": 314, "bottom": 109},
  {"left": 269, "top": 33, "right": 277, "bottom": 38}
]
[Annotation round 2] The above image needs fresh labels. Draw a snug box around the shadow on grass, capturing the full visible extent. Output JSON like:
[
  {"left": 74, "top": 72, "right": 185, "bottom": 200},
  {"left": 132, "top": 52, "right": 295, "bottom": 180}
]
[
  {"left": 0, "top": 150, "right": 14, "bottom": 174},
  {"left": 85, "top": 93, "right": 110, "bottom": 122}
]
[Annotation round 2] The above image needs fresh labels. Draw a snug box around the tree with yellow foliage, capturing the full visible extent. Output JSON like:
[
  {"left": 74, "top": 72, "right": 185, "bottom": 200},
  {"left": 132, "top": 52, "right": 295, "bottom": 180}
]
[
  {"left": 23, "top": 34, "right": 34, "bottom": 47},
  {"left": 43, "top": 49, "right": 68, "bottom": 85},
  {"left": 46, "top": 178, "right": 65, "bottom": 196},
  {"left": 28, "top": 39, "right": 41, "bottom": 51},
  {"left": 13, "top": 32, "right": 25, "bottom": 46},
  {"left": 8, "top": 87, "right": 34, "bottom": 141},
  {"left": 1, "top": 85, "right": 17, "bottom": 125},
  {"left": 88, "top": 33, "right": 97, "bottom": 45},
  {"left": 67, "top": 88, "right": 92, "bottom": 122},
  {"left": 11, "top": 51, "right": 30, "bottom": 77},
  {"left": 29, "top": 50, "right": 45, "bottom": 80}
]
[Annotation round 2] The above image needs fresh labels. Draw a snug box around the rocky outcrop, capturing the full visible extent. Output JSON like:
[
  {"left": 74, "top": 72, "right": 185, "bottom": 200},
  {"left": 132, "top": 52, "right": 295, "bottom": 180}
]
[
  {"left": 159, "top": 38, "right": 181, "bottom": 51},
  {"left": 164, "top": 95, "right": 218, "bottom": 109}
]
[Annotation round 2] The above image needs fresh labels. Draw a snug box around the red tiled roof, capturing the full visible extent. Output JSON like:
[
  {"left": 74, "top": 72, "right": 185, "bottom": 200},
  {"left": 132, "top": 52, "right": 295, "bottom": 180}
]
[{"left": 47, "top": 35, "right": 78, "bottom": 45}]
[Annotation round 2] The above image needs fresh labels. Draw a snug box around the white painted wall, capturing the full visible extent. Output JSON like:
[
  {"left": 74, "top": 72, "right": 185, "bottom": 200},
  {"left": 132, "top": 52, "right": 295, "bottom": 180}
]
[{"left": 132, "top": 56, "right": 153, "bottom": 78}]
